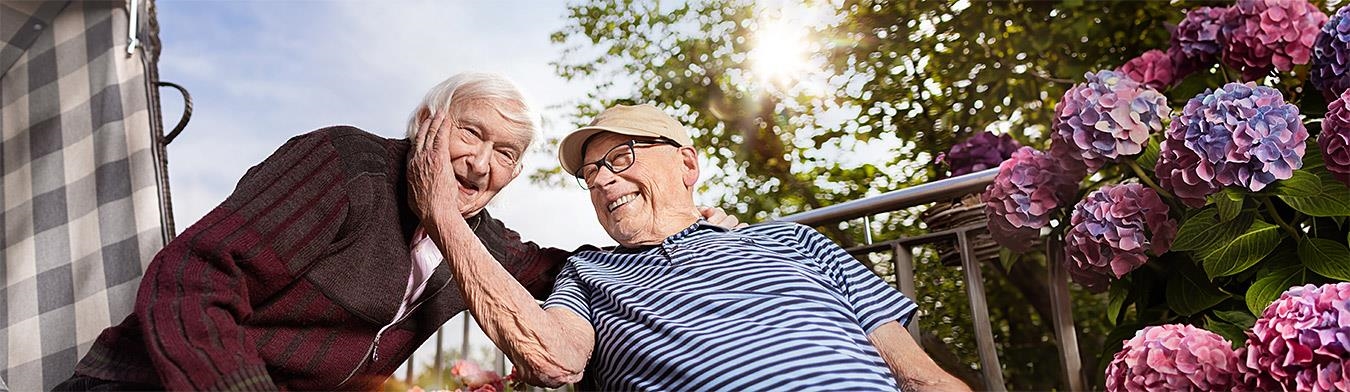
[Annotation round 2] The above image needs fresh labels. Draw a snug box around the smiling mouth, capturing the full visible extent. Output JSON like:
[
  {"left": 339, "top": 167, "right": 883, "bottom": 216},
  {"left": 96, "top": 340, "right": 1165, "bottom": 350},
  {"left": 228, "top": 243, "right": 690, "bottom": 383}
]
[
  {"left": 607, "top": 192, "right": 639, "bottom": 212},
  {"left": 457, "top": 176, "right": 481, "bottom": 194}
]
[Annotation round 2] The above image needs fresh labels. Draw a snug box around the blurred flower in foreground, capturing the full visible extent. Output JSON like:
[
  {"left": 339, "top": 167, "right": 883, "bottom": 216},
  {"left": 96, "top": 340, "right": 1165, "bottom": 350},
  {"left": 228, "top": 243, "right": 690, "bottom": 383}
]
[{"left": 1323, "top": 87, "right": 1350, "bottom": 187}]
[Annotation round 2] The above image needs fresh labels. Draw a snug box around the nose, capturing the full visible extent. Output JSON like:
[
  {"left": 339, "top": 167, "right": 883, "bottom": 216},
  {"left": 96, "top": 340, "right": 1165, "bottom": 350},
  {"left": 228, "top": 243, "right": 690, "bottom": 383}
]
[
  {"left": 589, "top": 165, "right": 620, "bottom": 189},
  {"left": 466, "top": 143, "right": 492, "bottom": 177}
]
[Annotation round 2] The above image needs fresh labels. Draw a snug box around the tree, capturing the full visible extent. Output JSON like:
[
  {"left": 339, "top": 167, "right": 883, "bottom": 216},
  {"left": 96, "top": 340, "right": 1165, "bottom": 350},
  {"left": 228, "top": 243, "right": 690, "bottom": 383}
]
[{"left": 542, "top": 1, "right": 1216, "bottom": 389}]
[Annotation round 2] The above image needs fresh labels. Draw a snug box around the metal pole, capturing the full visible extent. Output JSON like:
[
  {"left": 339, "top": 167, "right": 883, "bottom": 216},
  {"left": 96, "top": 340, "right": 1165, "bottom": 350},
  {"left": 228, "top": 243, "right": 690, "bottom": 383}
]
[
  {"left": 957, "top": 230, "right": 1006, "bottom": 391},
  {"left": 862, "top": 216, "right": 874, "bottom": 245},
  {"left": 1047, "top": 238, "right": 1086, "bottom": 391},
  {"left": 434, "top": 326, "right": 444, "bottom": 388},
  {"left": 892, "top": 243, "right": 920, "bottom": 346}
]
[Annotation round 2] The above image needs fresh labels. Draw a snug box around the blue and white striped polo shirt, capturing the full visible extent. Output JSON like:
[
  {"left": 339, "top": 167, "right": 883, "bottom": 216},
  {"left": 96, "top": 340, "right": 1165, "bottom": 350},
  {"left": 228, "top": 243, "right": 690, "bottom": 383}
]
[{"left": 543, "top": 220, "right": 918, "bottom": 391}]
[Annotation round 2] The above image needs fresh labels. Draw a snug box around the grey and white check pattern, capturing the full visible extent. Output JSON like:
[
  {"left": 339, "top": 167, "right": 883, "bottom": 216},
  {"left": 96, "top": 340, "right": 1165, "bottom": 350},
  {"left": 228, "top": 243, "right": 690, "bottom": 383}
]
[{"left": 2, "top": 1, "right": 166, "bottom": 390}]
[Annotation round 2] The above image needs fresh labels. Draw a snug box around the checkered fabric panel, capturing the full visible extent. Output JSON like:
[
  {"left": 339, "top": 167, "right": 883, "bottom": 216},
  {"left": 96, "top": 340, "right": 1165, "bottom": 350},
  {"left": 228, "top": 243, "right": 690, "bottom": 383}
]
[{"left": 1, "top": 1, "right": 166, "bottom": 390}]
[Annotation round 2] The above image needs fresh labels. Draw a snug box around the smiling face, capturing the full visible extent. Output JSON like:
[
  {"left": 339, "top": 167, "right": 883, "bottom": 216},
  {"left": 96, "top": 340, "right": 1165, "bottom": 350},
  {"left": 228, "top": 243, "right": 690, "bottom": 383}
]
[
  {"left": 580, "top": 132, "right": 701, "bottom": 247},
  {"left": 430, "top": 98, "right": 528, "bottom": 217}
]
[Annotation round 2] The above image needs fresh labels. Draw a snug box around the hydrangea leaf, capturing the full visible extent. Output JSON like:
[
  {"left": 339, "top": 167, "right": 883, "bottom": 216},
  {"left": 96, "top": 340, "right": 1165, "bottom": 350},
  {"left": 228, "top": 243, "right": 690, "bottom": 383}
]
[
  {"left": 1200, "top": 220, "right": 1282, "bottom": 278},
  {"left": 1277, "top": 171, "right": 1350, "bottom": 216},
  {"left": 1172, "top": 209, "right": 1254, "bottom": 252},
  {"left": 1107, "top": 279, "right": 1130, "bottom": 326},
  {"left": 1245, "top": 264, "right": 1305, "bottom": 315},
  {"left": 1212, "top": 310, "right": 1256, "bottom": 329},
  {"left": 1269, "top": 170, "right": 1322, "bottom": 197},
  {"left": 1300, "top": 238, "right": 1350, "bottom": 281},
  {"left": 1135, "top": 135, "right": 1161, "bottom": 169},
  {"left": 1214, "top": 190, "right": 1243, "bottom": 222},
  {"left": 1167, "top": 261, "right": 1228, "bottom": 316},
  {"left": 1204, "top": 315, "right": 1248, "bottom": 348}
]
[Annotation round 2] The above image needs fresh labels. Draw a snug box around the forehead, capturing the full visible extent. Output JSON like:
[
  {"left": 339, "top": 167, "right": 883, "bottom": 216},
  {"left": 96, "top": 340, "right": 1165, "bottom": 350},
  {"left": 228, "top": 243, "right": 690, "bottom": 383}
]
[
  {"left": 451, "top": 99, "right": 528, "bottom": 148},
  {"left": 582, "top": 132, "right": 635, "bottom": 160}
]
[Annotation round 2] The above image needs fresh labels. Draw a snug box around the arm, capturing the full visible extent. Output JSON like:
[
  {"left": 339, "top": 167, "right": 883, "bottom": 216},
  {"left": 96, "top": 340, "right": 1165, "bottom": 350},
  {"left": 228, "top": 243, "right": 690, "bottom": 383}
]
[
  {"left": 869, "top": 321, "right": 971, "bottom": 391},
  {"left": 408, "top": 113, "right": 594, "bottom": 387},
  {"left": 137, "top": 130, "right": 357, "bottom": 390}
]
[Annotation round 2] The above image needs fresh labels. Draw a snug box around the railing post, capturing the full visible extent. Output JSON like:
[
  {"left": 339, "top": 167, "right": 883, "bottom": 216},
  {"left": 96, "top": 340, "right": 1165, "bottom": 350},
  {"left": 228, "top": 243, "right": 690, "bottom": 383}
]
[
  {"left": 1047, "top": 238, "right": 1086, "bottom": 391},
  {"left": 434, "top": 326, "right": 444, "bottom": 388},
  {"left": 957, "top": 230, "right": 1006, "bottom": 391},
  {"left": 891, "top": 243, "right": 920, "bottom": 346}
]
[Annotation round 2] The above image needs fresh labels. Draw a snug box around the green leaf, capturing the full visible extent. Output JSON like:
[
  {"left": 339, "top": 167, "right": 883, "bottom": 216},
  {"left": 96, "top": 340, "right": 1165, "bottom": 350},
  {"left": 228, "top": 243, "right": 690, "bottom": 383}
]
[
  {"left": 1172, "top": 210, "right": 1254, "bottom": 252},
  {"left": 1136, "top": 136, "right": 1161, "bottom": 170},
  {"left": 1278, "top": 171, "right": 1350, "bottom": 217},
  {"left": 1167, "top": 261, "right": 1227, "bottom": 316},
  {"left": 1270, "top": 170, "right": 1321, "bottom": 197},
  {"left": 1304, "top": 139, "right": 1325, "bottom": 170},
  {"left": 1205, "top": 315, "right": 1248, "bottom": 347},
  {"left": 1214, "top": 190, "right": 1242, "bottom": 222},
  {"left": 1246, "top": 265, "right": 1305, "bottom": 315},
  {"left": 1200, "top": 220, "right": 1283, "bottom": 278},
  {"left": 1300, "top": 238, "right": 1350, "bottom": 280},
  {"left": 1213, "top": 309, "right": 1256, "bottom": 329},
  {"left": 1107, "top": 279, "right": 1129, "bottom": 325}
]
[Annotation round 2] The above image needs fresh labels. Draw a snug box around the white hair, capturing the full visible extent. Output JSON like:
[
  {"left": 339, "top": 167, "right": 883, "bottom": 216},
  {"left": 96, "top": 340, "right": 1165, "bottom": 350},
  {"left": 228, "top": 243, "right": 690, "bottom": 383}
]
[{"left": 406, "top": 72, "right": 537, "bottom": 148}]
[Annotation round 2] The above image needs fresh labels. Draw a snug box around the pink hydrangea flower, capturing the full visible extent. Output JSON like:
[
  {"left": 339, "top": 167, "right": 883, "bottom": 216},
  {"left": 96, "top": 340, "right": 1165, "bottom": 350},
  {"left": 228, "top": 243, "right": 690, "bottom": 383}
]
[
  {"left": 1120, "top": 49, "right": 1181, "bottom": 90},
  {"left": 1323, "top": 88, "right": 1350, "bottom": 187},
  {"left": 1241, "top": 283, "right": 1350, "bottom": 392},
  {"left": 1221, "top": 0, "right": 1328, "bottom": 81},
  {"left": 1063, "top": 184, "right": 1177, "bottom": 291},
  {"left": 1106, "top": 324, "right": 1244, "bottom": 392},
  {"left": 1051, "top": 70, "right": 1170, "bottom": 171},
  {"left": 982, "top": 147, "right": 1081, "bottom": 252}
]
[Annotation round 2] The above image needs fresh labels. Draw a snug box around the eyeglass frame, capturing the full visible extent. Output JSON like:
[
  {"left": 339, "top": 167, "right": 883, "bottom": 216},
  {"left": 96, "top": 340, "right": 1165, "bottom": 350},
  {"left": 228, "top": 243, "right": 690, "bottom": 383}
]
[{"left": 574, "top": 136, "right": 683, "bottom": 189}]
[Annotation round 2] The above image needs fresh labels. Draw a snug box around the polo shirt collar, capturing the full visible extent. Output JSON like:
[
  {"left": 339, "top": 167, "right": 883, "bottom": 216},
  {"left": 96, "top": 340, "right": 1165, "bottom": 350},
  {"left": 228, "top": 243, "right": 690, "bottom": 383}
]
[{"left": 613, "top": 220, "right": 729, "bottom": 254}]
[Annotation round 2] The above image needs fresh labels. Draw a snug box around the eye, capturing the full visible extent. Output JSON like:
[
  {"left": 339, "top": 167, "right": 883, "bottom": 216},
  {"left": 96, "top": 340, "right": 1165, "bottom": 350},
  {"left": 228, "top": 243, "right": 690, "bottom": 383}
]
[
  {"left": 495, "top": 149, "right": 518, "bottom": 165},
  {"left": 609, "top": 151, "right": 634, "bottom": 167},
  {"left": 460, "top": 127, "right": 482, "bottom": 141}
]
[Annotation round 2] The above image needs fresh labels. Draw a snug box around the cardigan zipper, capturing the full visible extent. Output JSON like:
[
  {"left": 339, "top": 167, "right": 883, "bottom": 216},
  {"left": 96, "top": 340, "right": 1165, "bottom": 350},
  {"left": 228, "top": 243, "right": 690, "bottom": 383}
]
[{"left": 336, "top": 276, "right": 454, "bottom": 387}]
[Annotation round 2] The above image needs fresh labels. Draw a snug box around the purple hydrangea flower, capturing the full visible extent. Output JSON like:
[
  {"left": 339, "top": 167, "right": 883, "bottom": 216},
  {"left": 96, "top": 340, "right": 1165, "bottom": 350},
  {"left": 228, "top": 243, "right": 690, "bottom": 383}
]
[
  {"left": 1119, "top": 49, "right": 1181, "bottom": 90},
  {"left": 1106, "top": 324, "right": 1244, "bottom": 392},
  {"left": 1170, "top": 6, "right": 1227, "bottom": 74},
  {"left": 1221, "top": 0, "right": 1328, "bottom": 81},
  {"left": 1051, "top": 70, "right": 1170, "bottom": 171},
  {"left": 1240, "top": 283, "right": 1350, "bottom": 392},
  {"left": 941, "top": 132, "right": 1022, "bottom": 176},
  {"left": 1313, "top": 6, "right": 1350, "bottom": 100},
  {"left": 1326, "top": 89, "right": 1350, "bottom": 187},
  {"left": 981, "top": 147, "right": 1081, "bottom": 252},
  {"left": 1063, "top": 184, "right": 1177, "bottom": 291},
  {"left": 1155, "top": 82, "right": 1308, "bottom": 207}
]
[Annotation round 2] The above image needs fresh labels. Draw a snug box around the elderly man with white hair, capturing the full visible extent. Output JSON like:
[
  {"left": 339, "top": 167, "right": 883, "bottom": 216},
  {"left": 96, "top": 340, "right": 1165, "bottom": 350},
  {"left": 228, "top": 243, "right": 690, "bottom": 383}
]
[
  {"left": 411, "top": 104, "right": 969, "bottom": 391},
  {"left": 55, "top": 74, "right": 738, "bottom": 391}
]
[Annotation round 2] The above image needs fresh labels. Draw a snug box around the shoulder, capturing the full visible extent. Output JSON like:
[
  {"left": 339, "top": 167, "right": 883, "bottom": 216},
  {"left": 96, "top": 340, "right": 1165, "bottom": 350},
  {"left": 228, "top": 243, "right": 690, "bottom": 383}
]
[
  {"left": 736, "top": 221, "right": 814, "bottom": 243},
  {"left": 287, "top": 126, "right": 409, "bottom": 181}
]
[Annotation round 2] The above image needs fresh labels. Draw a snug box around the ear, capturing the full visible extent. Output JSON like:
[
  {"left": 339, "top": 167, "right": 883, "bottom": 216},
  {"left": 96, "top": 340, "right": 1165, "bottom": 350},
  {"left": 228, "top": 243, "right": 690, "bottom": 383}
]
[{"left": 679, "top": 146, "right": 699, "bottom": 188}]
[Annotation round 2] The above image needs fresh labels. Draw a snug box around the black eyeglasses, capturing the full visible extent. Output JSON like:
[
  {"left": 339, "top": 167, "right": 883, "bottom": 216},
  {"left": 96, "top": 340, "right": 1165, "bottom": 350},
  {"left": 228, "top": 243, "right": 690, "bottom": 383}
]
[{"left": 575, "top": 138, "right": 681, "bottom": 189}]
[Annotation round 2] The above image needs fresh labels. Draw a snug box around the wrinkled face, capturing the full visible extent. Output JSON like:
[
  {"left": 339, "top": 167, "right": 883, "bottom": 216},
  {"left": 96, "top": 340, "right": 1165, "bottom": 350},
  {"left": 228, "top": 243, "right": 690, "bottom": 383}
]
[
  {"left": 580, "top": 132, "right": 696, "bottom": 246},
  {"left": 437, "top": 99, "right": 527, "bottom": 217}
]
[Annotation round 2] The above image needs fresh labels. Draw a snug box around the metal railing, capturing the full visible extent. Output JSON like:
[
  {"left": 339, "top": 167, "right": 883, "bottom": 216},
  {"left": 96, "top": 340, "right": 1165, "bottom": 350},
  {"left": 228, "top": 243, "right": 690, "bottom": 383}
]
[
  {"left": 401, "top": 167, "right": 1085, "bottom": 391},
  {"left": 775, "top": 167, "right": 1084, "bottom": 391}
]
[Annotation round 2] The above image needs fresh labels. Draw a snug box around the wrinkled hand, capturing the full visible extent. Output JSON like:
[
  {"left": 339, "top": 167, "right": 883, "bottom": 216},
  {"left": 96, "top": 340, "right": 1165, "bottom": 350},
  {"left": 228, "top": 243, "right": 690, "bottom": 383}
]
[
  {"left": 700, "top": 206, "right": 748, "bottom": 229},
  {"left": 407, "top": 112, "right": 463, "bottom": 230}
]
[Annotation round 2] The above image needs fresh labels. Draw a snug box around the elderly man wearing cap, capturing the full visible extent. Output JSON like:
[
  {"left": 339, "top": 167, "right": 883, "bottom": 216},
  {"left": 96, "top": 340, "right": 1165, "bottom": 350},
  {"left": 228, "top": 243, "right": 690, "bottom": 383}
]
[{"left": 409, "top": 103, "right": 967, "bottom": 391}]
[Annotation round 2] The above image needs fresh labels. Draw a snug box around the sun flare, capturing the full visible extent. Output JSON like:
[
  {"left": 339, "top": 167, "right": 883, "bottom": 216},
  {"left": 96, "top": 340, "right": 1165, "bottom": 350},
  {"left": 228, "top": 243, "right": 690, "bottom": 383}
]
[{"left": 750, "top": 18, "right": 811, "bottom": 87}]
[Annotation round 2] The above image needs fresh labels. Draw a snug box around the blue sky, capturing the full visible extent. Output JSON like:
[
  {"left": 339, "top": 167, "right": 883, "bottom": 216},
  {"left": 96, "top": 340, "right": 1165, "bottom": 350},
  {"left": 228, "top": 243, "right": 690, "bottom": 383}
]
[{"left": 155, "top": 0, "right": 621, "bottom": 376}]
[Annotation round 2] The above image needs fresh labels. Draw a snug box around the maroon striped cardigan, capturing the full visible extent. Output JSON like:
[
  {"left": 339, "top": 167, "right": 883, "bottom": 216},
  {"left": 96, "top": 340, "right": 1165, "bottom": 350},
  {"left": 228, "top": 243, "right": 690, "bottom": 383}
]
[{"left": 71, "top": 127, "right": 570, "bottom": 390}]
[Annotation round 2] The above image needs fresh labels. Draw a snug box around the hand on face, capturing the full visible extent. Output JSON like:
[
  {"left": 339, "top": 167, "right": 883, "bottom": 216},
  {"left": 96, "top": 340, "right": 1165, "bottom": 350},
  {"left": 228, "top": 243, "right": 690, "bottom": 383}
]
[
  {"left": 407, "top": 111, "right": 464, "bottom": 229},
  {"left": 700, "top": 206, "right": 748, "bottom": 229}
]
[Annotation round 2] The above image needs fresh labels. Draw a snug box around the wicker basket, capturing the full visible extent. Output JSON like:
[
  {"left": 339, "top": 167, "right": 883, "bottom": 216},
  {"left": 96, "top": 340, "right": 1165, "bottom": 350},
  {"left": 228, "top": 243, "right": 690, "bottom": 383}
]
[{"left": 919, "top": 192, "right": 1005, "bottom": 266}]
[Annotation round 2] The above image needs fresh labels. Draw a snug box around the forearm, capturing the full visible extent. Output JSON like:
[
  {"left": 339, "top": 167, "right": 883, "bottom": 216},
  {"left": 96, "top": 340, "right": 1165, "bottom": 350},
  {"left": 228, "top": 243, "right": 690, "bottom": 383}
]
[
  {"left": 427, "top": 215, "right": 591, "bottom": 386},
  {"left": 869, "top": 322, "right": 970, "bottom": 392}
]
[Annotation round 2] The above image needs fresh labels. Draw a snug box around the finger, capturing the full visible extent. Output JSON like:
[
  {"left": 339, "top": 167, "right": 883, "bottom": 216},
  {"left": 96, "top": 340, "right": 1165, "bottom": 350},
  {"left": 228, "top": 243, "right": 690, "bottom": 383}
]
[
  {"left": 428, "top": 112, "right": 449, "bottom": 153},
  {"left": 414, "top": 110, "right": 434, "bottom": 153}
]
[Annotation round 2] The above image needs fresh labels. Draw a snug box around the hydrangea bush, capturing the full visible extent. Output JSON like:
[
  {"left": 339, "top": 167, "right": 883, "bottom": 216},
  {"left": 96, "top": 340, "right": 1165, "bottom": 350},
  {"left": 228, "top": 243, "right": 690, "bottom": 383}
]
[
  {"left": 938, "top": 131, "right": 1021, "bottom": 176},
  {"left": 964, "top": 0, "right": 1350, "bottom": 389}
]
